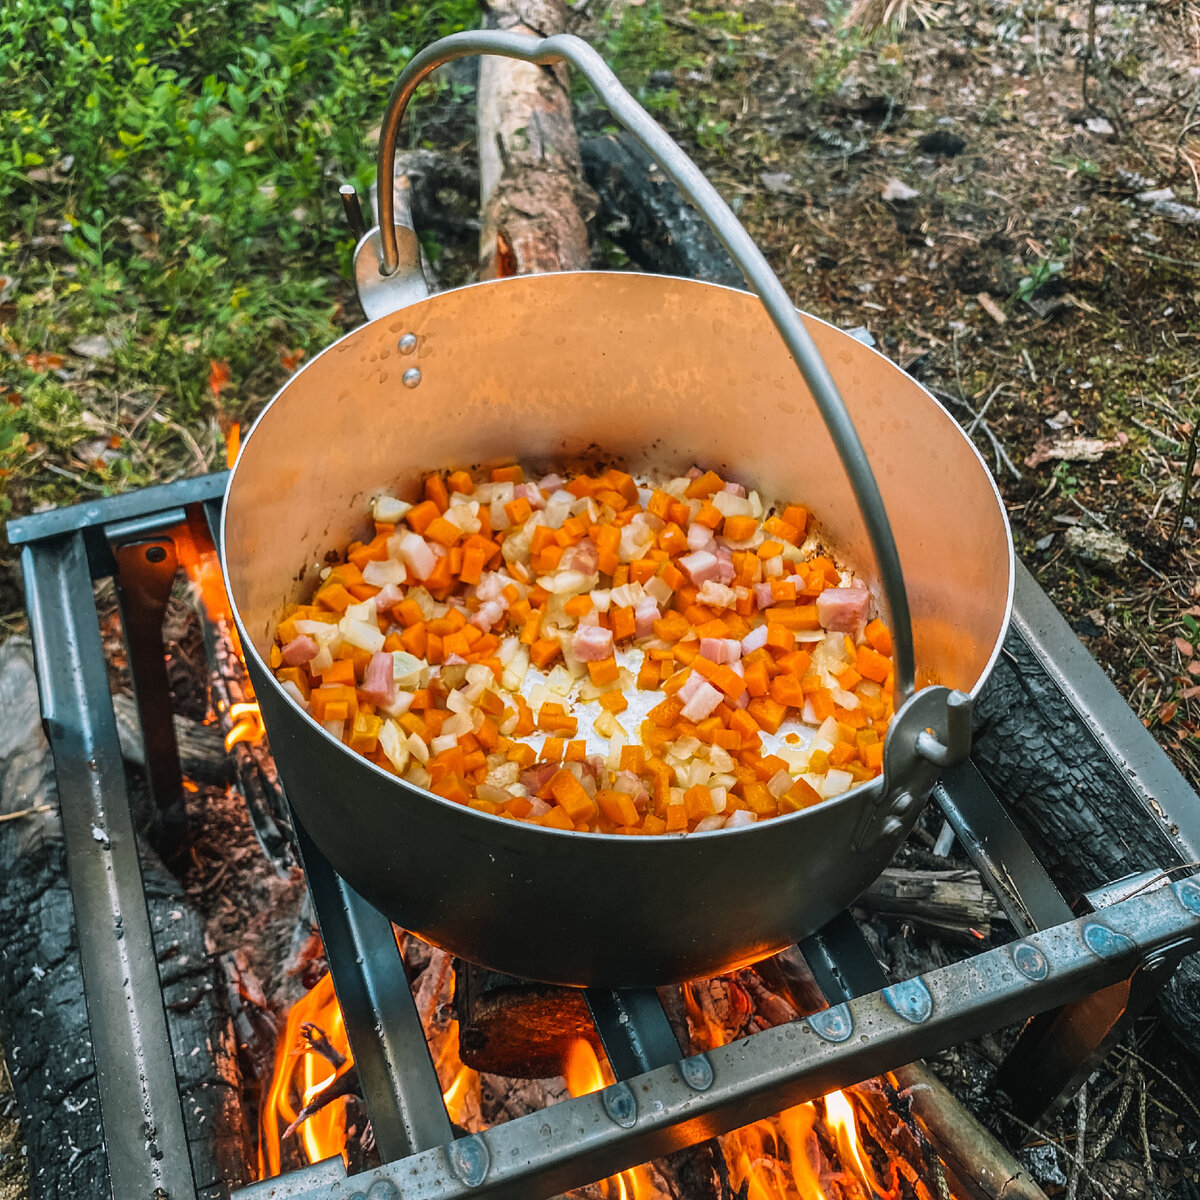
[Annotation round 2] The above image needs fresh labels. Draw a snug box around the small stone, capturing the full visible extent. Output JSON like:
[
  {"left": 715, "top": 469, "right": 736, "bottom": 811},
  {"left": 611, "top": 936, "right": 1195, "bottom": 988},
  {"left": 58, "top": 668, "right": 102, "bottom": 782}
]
[
  {"left": 882, "top": 178, "right": 919, "bottom": 203},
  {"left": 1135, "top": 187, "right": 1175, "bottom": 204},
  {"left": 759, "top": 171, "right": 793, "bottom": 194},
  {"left": 1064, "top": 525, "right": 1129, "bottom": 568},
  {"left": 69, "top": 334, "right": 114, "bottom": 359},
  {"left": 1085, "top": 116, "right": 1114, "bottom": 134}
]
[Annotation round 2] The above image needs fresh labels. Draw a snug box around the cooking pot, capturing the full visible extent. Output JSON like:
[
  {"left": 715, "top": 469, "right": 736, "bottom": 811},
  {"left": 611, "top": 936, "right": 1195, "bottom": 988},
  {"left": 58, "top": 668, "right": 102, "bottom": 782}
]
[{"left": 221, "top": 31, "right": 1013, "bottom": 986}]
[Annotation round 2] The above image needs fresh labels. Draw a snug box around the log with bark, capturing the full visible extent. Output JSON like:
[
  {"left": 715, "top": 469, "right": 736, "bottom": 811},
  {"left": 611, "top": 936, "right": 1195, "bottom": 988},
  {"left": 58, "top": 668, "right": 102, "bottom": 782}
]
[{"left": 477, "top": 0, "right": 595, "bottom": 278}]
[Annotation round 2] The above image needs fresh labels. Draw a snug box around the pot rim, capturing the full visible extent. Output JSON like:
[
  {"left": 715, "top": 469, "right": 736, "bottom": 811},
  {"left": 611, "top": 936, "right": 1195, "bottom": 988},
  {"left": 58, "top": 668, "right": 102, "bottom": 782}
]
[{"left": 221, "top": 269, "right": 1014, "bottom": 845}]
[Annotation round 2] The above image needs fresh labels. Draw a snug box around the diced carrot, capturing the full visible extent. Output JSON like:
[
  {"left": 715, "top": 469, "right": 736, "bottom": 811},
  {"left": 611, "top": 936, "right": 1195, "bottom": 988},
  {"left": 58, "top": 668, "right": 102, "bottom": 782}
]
[
  {"left": 596, "top": 790, "right": 640, "bottom": 827},
  {"left": 865, "top": 618, "right": 893, "bottom": 655},
  {"left": 778, "top": 777, "right": 822, "bottom": 813},
  {"left": 862, "top": 741, "right": 884, "bottom": 771},
  {"left": 648, "top": 695, "right": 684, "bottom": 727},
  {"left": 722, "top": 515, "right": 758, "bottom": 541},
  {"left": 855, "top": 643, "right": 892, "bottom": 684},
  {"left": 809, "top": 688, "right": 836, "bottom": 722},
  {"left": 684, "top": 785, "right": 715, "bottom": 820},
  {"left": 665, "top": 804, "right": 689, "bottom": 832},
  {"left": 505, "top": 496, "right": 532, "bottom": 525},
  {"left": 315, "top": 582, "right": 355, "bottom": 613},
  {"left": 684, "top": 470, "right": 724, "bottom": 499},
  {"left": 743, "top": 782, "right": 776, "bottom": 816},
  {"left": 782, "top": 505, "right": 809, "bottom": 536},
  {"left": 491, "top": 464, "right": 525, "bottom": 484},
  {"left": 587, "top": 656, "right": 620, "bottom": 686},
  {"left": 747, "top": 697, "right": 787, "bottom": 734},
  {"left": 549, "top": 769, "right": 596, "bottom": 822},
  {"left": 530, "top": 637, "right": 561, "bottom": 669}
]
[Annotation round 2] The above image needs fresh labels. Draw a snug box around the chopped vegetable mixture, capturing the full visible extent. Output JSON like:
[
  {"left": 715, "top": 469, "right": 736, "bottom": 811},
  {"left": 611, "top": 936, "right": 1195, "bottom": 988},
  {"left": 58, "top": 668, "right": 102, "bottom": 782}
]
[{"left": 270, "top": 464, "right": 896, "bottom": 834}]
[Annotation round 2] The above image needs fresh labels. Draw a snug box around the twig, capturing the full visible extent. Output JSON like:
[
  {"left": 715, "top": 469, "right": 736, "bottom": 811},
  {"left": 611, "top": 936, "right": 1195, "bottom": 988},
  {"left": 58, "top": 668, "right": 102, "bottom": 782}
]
[
  {"left": 1065, "top": 1082, "right": 1087, "bottom": 1200},
  {"left": 929, "top": 385, "right": 1024, "bottom": 479},
  {"left": 1088, "top": 1080, "right": 1133, "bottom": 1161},
  {"left": 999, "top": 1107, "right": 1118, "bottom": 1200},
  {"left": 0, "top": 804, "right": 53, "bottom": 824},
  {"left": 1169, "top": 415, "right": 1199, "bottom": 551}
]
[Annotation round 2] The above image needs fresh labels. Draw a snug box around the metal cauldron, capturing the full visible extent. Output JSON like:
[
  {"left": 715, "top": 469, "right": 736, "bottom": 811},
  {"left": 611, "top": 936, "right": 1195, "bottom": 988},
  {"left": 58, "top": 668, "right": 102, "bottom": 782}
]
[{"left": 222, "top": 32, "right": 1013, "bottom": 986}]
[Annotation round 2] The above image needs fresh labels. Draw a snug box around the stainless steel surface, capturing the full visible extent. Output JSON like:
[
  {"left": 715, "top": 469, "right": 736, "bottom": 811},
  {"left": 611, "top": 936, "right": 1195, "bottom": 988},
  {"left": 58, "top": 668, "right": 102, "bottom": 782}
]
[
  {"left": 23, "top": 531, "right": 196, "bottom": 1200},
  {"left": 584, "top": 989, "right": 681, "bottom": 1079},
  {"left": 374, "top": 30, "right": 920, "bottom": 699},
  {"left": 340, "top": 183, "right": 368, "bottom": 242},
  {"left": 1011, "top": 559, "right": 1200, "bottom": 862},
  {"left": 223, "top": 270, "right": 1013, "bottom": 985},
  {"left": 353, "top": 223, "right": 430, "bottom": 321},
  {"left": 295, "top": 819, "right": 455, "bottom": 1160},
  {"left": 932, "top": 762, "right": 1074, "bottom": 936},
  {"left": 229, "top": 878, "right": 1200, "bottom": 1200}
]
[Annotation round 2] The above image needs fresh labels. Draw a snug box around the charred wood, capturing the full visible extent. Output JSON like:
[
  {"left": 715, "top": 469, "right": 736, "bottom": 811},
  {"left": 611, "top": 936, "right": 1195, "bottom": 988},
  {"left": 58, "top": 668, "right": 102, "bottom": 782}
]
[
  {"left": 971, "top": 628, "right": 1200, "bottom": 1049},
  {"left": 858, "top": 867, "right": 1003, "bottom": 943},
  {"left": 0, "top": 638, "right": 251, "bottom": 1198},
  {"left": 580, "top": 131, "right": 745, "bottom": 289},
  {"left": 453, "top": 964, "right": 599, "bottom": 1078}
]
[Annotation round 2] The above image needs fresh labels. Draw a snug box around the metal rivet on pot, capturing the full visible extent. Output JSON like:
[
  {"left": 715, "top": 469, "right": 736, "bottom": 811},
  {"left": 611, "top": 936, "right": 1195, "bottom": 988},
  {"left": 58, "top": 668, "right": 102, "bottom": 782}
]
[
  {"left": 880, "top": 816, "right": 904, "bottom": 838},
  {"left": 398, "top": 333, "right": 418, "bottom": 354},
  {"left": 402, "top": 367, "right": 422, "bottom": 388},
  {"left": 889, "top": 792, "right": 915, "bottom": 816},
  {"left": 1175, "top": 878, "right": 1200, "bottom": 916},
  {"left": 679, "top": 1053, "right": 714, "bottom": 1092},
  {"left": 602, "top": 1082, "right": 637, "bottom": 1128}
]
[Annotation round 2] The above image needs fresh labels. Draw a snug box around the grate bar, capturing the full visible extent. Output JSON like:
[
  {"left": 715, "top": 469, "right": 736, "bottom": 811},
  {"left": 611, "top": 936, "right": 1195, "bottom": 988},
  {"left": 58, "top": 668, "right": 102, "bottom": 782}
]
[
  {"left": 231, "top": 876, "right": 1200, "bottom": 1200},
  {"left": 295, "top": 819, "right": 455, "bottom": 1160},
  {"left": 22, "top": 532, "right": 196, "bottom": 1200},
  {"left": 585, "top": 988, "right": 681, "bottom": 1079},
  {"left": 932, "top": 761, "right": 1074, "bottom": 936}
]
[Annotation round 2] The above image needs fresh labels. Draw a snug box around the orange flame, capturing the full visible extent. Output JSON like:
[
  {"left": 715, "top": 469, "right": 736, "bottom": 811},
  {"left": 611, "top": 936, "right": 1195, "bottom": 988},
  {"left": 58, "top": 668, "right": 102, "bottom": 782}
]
[
  {"left": 682, "top": 982, "right": 884, "bottom": 1200},
  {"left": 224, "top": 701, "right": 265, "bottom": 751},
  {"left": 259, "top": 972, "right": 351, "bottom": 1176},
  {"left": 226, "top": 421, "right": 241, "bottom": 469},
  {"left": 563, "top": 1040, "right": 656, "bottom": 1200}
]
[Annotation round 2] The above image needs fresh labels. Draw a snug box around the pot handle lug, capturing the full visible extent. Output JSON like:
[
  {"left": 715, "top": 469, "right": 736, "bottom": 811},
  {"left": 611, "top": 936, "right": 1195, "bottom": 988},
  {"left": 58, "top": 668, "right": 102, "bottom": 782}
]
[{"left": 372, "top": 30, "right": 919, "bottom": 704}]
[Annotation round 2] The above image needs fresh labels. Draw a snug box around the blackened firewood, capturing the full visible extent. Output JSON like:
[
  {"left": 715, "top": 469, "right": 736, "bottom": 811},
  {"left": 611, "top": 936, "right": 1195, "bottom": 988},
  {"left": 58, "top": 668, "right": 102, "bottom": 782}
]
[
  {"left": 453, "top": 963, "right": 599, "bottom": 1078},
  {"left": 580, "top": 131, "right": 746, "bottom": 289},
  {"left": 0, "top": 638, "right": 252, "bottom": 1197}
]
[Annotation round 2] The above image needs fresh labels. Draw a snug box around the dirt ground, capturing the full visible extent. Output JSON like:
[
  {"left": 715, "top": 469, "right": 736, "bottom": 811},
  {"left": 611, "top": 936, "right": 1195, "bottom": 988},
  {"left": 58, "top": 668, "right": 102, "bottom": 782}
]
[{"left": 568, "top": 0, "right": 1200, "bottom": 783}]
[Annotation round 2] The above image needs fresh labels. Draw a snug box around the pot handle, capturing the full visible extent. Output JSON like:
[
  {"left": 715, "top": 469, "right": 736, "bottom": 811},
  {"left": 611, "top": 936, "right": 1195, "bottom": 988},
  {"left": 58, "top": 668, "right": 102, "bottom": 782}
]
[{"left": 373, "top": 31, "right": 922, "bottom": 703}]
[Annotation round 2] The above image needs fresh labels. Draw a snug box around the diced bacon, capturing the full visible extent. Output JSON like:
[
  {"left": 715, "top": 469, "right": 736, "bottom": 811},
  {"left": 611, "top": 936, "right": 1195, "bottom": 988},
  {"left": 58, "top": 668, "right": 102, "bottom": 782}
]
[
  {"left": 697, "top": 580, "right": 736, "bottom": 608},
  {"left": 563, "top": 538, "right": 599, "bottom": 575},
  {"left": 715, "top": 549, "right": 736, "bottom": 584},
  {"left": 520, "top": 761, "right": 560, "bottom": 793},
  {"left": 359, "top": 652, "right": 396, "bottom": 705},
  {"left": 687, "top": 523, "right": 715, "bottom": 552},
  {"left": 443, "top": 653, "right": 468, "bottom": 665},
  {"left": 735, "top": 689, "right": 751, "bottom": 709},
  {"left": 538, "top": 473, "right": 564, "bottom": 493},
  {"left": 680, "top": 550, "right": 720, "bottom": 586},
  {"left": 513, "top": 482, "right": 545, "bottom": 507},
  {"left": 572, "top": 623, "right": 614, "bottom": 661},
  {"left": 700, "top": 637, "right": 742, "bottom": 665},
  {"left": 723, "top": 481, "right": 747, "bottom": 497},
  {"left": 395, "top": 532, "right": 437, "bottom": 581},
  {"left": 816, "top": 584, "right": 871, "bottom": 633},
  {"left": 679, "top": 671, "right": 706, "bottom": 704},
  {"left": 374, "top": 582, "right": 405, "bottom": 612},
  {"left": 741, "top": 625, "right": 769, "bottom": 654},
  {"left": 680, "top": 679, "right": 723, "bottom": 722},
  {"left": 754, "top": 582, "right": 774, "bottom": 609},
  {"left": 686, "top": 466, "right": 704, "bottom": 479},
  {"left": 280, "top": 635, "right": 318, "bottom": 666},
  {"left": 470, "top": 600, "right": 506, "bottom": 630},
  {"left": 634, "top": 597, "right": 660, "bottom": 638}
]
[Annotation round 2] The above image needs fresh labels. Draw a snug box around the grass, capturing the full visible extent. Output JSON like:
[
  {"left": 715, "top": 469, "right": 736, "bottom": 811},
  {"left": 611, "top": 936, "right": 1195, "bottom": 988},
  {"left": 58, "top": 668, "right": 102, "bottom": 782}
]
[{"left": 0, "top": 0, "right": 479, "bottom": 609}]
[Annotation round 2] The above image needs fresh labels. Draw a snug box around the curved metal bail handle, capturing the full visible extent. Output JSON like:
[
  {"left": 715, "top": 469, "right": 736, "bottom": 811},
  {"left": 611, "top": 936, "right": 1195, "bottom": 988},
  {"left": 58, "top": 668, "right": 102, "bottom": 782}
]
[{"left": 376, "top": 30, "right": 916, "bottom": 701}]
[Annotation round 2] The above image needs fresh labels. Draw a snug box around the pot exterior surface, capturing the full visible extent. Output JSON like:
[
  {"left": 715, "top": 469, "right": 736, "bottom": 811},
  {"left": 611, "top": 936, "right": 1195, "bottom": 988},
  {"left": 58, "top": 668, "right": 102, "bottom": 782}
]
[{"left": 224, "top": 271, "right": 1012, "bottom": 985}]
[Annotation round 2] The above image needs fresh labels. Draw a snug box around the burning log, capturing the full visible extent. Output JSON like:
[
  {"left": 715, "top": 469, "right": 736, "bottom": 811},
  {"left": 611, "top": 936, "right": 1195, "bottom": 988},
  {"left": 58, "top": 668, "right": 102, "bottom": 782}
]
[
  {"left": 477, "top": 0, "right": 595, "bottom": 278},
  {"left": 112, "top": 691, "right": 233, "bottom": 786}
]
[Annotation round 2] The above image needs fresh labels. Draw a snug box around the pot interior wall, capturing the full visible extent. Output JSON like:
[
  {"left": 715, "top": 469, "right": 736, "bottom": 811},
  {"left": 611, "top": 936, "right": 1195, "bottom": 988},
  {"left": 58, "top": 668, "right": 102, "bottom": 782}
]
[{"left": 225, "top": 271, "right": 1011, "bottom": 695}]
